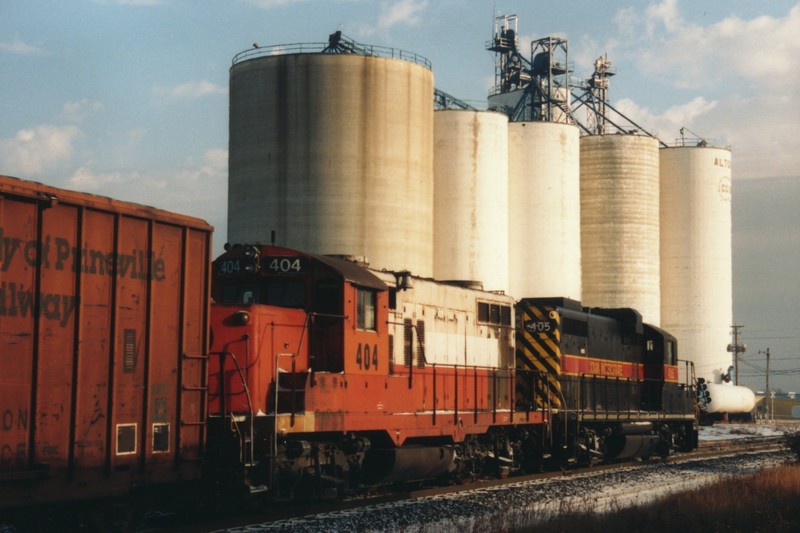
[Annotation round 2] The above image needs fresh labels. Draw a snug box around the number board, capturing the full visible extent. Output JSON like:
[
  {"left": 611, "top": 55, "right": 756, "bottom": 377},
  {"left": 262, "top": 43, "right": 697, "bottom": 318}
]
[
  {"left": 524, "top": 319, "right": 555, "bottom": 334},
  {"left": 262, "top": 256, "right": 308, "bottom": 275},
  {"left": 215, "top": 258, "right": 250, "bottom": 277},
  {"left": 214, "top": 256, "right": 308, "bottom": 277}
]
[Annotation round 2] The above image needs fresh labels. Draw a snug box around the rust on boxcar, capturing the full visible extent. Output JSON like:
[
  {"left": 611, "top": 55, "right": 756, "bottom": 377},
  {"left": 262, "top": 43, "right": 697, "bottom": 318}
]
[{"left": 0, "top": 175, "right": 213, "bottom": 507}]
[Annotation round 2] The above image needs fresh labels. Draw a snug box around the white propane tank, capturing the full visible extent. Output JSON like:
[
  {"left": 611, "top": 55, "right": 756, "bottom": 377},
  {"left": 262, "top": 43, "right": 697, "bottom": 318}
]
[{"left": 703, "top": 383, "right": 756, "bottom": 414}]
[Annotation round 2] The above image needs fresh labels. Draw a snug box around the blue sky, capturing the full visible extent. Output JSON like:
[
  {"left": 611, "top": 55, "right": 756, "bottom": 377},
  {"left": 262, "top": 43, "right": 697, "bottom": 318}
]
[{"left": 2, "top": 0, "right": 799, "bottom": 391}]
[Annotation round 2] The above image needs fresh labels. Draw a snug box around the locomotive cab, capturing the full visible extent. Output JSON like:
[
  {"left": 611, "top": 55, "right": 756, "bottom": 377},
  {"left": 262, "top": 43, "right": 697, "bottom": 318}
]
[
  {"left": 209, "top": 244, "right": 390, "bottom": 417},
  {"left": 207, "top": 244, "right": 397, "bottom": 497}
]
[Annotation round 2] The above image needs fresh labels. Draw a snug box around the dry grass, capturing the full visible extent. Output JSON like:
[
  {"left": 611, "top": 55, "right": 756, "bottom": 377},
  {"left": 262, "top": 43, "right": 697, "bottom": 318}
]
[{"left": 521, "top": 460, "right": 800, "bottom": 533}]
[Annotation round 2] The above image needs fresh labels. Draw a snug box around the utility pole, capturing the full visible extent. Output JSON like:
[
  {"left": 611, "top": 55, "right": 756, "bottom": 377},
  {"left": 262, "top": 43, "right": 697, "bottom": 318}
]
[
  {"left": 728, "top": 325, "right": 746, "bottom": 385},
  {"left": 759, "top": 348, "right": 771, "bottom": 421}
]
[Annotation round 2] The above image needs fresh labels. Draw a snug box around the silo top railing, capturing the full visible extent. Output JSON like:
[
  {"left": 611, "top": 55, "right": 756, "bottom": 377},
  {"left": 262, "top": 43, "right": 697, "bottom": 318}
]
[{"left": 232, "top": 32, "right": 431, "bottom": 70}]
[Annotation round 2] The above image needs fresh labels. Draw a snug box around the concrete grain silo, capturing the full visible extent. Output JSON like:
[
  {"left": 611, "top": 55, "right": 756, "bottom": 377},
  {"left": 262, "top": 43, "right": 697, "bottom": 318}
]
[
  {"left": 660, "top": 145, "right": 733, "bottom": 382},
  {"left": 580, "top": 134, "right": 661, "bottom": 325},
  {"left": 433, "top": 110, "right": 509, "bottom": 292},
  {"left": 508, "top": 121, "right": 581, "bottom": 299},
  {"left": 227, "top": 44, "right": 434, "bottom": 276}
]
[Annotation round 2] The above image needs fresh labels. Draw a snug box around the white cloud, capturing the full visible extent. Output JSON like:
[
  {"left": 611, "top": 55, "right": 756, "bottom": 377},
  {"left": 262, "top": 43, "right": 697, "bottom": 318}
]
[
  {"left": 0, "top": 36, "right": 44, "bottom": 55},
  {"left": 630, "top": 3, "right": 800, "bottom": 92},
  {"left": 63, "top": 150, "right": 228, "bottom": 252},
  {"left": 377, "top": 0, "right": 427, "bottom": 30},
  {"left": 358, "top": 0, "right": 427, "bottom": 35},
  {"left": 602, "top": 2, "right": 800, "bottom": 179},
  {"left": 65, "top": 148, "right": 227, "bottom": 218},
  {"left": 613, "top": 96, "right": 718, "bottom": 139},
  {"left": 710, "top": 95, "right": 798, "bottom": 179},
  {"left": 67, "top": 166, "right": 129, "bottom": 190},
  {"left": 153, "top": 80, "right": 228, "bottom": 102},
  {"left": 644, "top": 0, "right": 682, "bottom": 35},
  {"left": 61, "top": 99, "right": 105, "bottom": 122},
  {"left": 0, "top": 125, "right": 80, "bottom": 176},
  {"left": 203, "top": 148, "right": 228, "bottom": 170}
]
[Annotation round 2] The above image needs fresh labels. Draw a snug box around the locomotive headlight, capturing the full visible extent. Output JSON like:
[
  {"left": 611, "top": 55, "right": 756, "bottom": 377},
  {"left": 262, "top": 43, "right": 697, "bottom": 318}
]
[{"left": 233, "top": 310, "right": 251, "bottom": 325}]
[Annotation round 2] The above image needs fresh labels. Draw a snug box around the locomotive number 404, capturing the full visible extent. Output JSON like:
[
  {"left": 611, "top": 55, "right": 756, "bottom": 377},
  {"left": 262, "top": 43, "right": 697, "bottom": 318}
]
[
  {"left": 356, "top": 343, "right": 378, "bottom": 370},
  {"left": 263, "top": 256, "right": 306, "bottom": 273}
]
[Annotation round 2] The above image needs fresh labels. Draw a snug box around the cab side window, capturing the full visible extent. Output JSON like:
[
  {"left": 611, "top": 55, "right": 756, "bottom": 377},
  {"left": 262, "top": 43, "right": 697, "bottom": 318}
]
[{"left": 357, "top": 288, "right": 376, "bottom": 331}]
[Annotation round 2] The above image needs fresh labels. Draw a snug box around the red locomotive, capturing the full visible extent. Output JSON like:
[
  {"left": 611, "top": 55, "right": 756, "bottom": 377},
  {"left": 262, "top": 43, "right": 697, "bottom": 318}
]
[
  {"left": 207, "top": 243, "right": 527, "bottom": 498},
  {"left": 207, "top": 243, "right": 698, "bottom": 499}
]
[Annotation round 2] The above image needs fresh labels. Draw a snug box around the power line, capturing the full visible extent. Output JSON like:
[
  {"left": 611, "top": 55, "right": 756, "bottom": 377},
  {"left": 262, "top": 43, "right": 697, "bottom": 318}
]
[{"left": 744, "top": 336, "right": 800, "bottom": 340}]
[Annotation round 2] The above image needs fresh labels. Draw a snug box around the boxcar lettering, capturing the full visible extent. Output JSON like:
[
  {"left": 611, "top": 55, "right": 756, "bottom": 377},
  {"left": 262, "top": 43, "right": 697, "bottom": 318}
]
[
  {"left": 88, "top": 249, "right": 110, "bottom": 275},
  {"left": 1, "top": 443, "right": 26, "bottom": 467},
  {"left": 2, "top": 229, "right": 166, "bottom": 281},
  {"left": 116, "top": 254, "right": 136, "bottom": 278},
  {"left": 23, "top": 236, "right": 50, "bottom": 268},
  {"left": 152, "top": 256, "right": 165, "bottom": 281},
  {"left": 7, "top": 282, "right": 33, "bottom": 318},
  {"left": 0, "top": 282, "right": 77, "bottom": 327},
  {"left": 2, "top": 408, "right": 28, "bottom": 431},
  {"left": 0, "top": 228, "right": 22, "bottom": 272},
  {"left": 54, "top": 237, "right": 71, "bottom": 270}
]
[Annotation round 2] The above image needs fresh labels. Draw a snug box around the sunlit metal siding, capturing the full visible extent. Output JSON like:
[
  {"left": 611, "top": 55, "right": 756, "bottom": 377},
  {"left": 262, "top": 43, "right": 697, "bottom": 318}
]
[
  {"left": 228, "top": 53, "right": 434, "bottom": 276},
  {"left": 508, "top": 121, "right": 581, "bottom": 300},
  {"left": 660, "top": 145, "right": 733, "bottom": 384},
  {"left": 580, "top": 134, "right": 661, "bottom": 325},
  {"left": 0, "top": 175, "right": 211, "bottom": 506},
  {"left": 433, "top": 110, "right": 509, "bottom": 293}
]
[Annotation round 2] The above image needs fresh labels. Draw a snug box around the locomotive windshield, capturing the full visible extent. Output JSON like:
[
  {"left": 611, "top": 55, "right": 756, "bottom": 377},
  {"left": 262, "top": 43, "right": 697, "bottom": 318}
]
[{"left": 219, "top": 280, "right": 306, "bottom": 308}]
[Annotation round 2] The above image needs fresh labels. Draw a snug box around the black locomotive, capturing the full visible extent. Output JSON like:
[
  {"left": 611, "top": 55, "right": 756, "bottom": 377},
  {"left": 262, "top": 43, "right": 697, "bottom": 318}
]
[{"left": 516, "top": 297, "right": 697, "bottom": 465}]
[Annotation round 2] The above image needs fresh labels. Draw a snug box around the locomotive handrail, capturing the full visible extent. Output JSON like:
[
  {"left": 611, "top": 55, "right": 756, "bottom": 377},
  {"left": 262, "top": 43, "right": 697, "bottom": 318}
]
[
  {"left": 272, "top": 350, "right": 298, "bottom": 494},
  {"left": 209, "top": 348, "right": 255, "bottom": 468},
  {"left": 309, "top": 312, "right": 347, "bottom": 319},
  {"left": 426, "top": 363, "right": 518, "bottom": 427}
]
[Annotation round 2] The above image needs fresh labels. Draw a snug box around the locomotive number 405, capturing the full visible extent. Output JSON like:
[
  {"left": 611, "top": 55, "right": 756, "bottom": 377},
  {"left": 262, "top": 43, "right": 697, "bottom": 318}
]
[{"left": 525, "top": 320, "right": 553, "bottom": 333}]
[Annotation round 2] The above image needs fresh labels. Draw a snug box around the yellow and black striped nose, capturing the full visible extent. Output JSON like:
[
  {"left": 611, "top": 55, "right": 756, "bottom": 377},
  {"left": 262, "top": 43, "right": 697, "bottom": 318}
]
[{"left": 516, "top": 303, "right": 562, "bottom": 408}]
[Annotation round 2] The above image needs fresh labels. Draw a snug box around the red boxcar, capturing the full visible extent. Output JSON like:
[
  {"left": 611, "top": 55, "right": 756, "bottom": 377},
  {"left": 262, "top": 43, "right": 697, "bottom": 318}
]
[{"left": 0, "top": 175, "right": 212, "bottom": 508}]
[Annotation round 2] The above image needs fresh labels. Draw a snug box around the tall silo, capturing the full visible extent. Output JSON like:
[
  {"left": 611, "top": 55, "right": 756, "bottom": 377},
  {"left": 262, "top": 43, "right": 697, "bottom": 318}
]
[
  {"left": 434, "top": 110, "right": 509, "bottom": 292},
  {"left": 508, "top": 121, "right": 581, "bottom": 299},
  {"left": 228, "top": 45, "right": 434, "bottom": 276},
  {"left": 580, "top": 134, "right": 661, "bottom": 325},
  {"left": 660, "top": 145, "right": 733, "bottom": 383}
]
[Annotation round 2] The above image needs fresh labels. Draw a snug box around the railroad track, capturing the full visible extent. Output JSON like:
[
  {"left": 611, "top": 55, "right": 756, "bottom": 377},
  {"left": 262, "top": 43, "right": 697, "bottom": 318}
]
[
  {"left": 176, "top": 435, "right": 790, "bottom": 532},
  {"left": 696, "top": 435, "right": 785, "bottom": 456}
]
